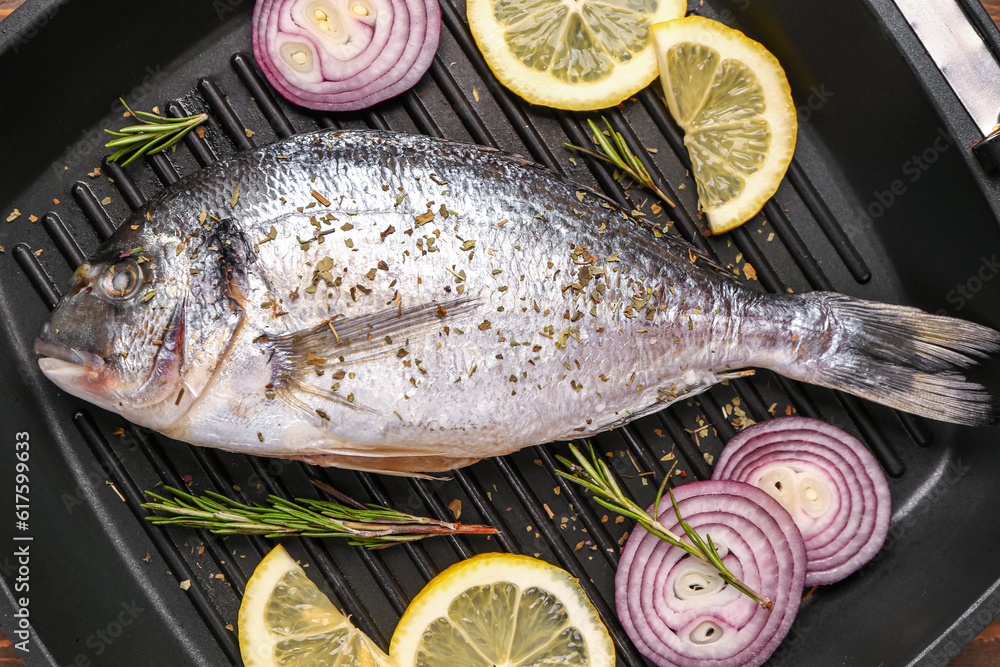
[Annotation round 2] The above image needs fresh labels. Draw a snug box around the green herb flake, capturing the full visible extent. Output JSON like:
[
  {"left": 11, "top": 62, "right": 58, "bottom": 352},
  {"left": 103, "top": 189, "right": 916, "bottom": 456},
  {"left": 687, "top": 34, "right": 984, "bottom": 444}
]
[{"left": 141, "top": 290, "right": 157, "bottom": 302}]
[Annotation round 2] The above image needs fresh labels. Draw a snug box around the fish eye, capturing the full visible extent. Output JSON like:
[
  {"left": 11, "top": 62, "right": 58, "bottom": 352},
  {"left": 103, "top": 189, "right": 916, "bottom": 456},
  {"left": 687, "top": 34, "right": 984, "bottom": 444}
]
[{"left": 100, "top": 258, "right": 144, "bottom": 300}]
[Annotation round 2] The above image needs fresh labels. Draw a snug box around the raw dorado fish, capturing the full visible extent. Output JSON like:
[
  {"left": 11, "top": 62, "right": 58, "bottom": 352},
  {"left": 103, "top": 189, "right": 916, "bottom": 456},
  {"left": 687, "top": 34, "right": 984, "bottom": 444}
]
[{"left": 35, "top": 130, "right": 999, "bottom": 473}]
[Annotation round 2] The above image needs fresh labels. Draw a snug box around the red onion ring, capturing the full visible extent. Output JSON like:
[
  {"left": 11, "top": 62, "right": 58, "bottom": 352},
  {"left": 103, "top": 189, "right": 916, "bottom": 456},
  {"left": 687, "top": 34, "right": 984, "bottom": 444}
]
[
  {"left": 252, "top": 0, "right": 441, "bottom": 111},
  {"left": 616, "top": 480, "right": 807, "bottom": 667},
  {"left": 712, "top": 416, "right": 891, "bottom": 585}
]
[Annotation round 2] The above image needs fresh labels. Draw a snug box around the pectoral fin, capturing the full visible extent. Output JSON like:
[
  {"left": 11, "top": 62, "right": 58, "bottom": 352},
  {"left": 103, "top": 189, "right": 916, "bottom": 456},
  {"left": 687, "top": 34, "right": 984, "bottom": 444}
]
[{"left": 261, "top": 297, "right": 481, "bottom": 416}]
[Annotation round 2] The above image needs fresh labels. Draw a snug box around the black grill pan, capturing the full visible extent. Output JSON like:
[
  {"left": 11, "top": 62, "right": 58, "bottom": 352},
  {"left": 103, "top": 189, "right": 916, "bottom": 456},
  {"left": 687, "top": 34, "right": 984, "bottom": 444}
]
[{"left": 1, "top": 0, "right": 999, "bottom": 665}]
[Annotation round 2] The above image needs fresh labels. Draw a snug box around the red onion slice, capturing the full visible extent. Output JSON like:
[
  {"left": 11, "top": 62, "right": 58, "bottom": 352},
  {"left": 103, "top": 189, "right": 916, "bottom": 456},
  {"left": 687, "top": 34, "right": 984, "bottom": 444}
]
[
  {"left": 712, "top": 416, "right": 891, "bottom": 585},
  {"left": 252, "top": 0, "right": 441, "bottom": 111},
  {"left": 616, "top": 480, "right": 807, "bottom": 667}
]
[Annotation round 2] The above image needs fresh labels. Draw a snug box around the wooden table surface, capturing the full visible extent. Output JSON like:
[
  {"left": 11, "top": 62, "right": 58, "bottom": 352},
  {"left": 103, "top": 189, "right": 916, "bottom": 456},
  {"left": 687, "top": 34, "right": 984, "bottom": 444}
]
[{"left": 2, "top": 0, "right": 1000, "bottom": 665}]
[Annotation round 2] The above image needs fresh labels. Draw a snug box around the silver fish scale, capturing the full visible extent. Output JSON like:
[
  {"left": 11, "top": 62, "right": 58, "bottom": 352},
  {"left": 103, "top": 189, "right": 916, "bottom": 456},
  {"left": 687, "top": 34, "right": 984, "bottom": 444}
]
[{"left": 114, "top": 130, "right": 761, "bottom": 467}]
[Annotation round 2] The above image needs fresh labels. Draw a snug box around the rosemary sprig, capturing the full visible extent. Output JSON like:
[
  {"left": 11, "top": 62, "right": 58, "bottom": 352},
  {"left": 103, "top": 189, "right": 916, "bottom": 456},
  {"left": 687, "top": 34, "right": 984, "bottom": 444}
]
[
  {"left": 105, "top": 99, "right": 208, "bottom": 166},
  {"left": 556, "top": 443, "right": 771, "bottom": 609},
  {"left": 141, "top": 480, "right": 497, "bottom": 549},
  {"left": 564, "top": 118, "right": 676, "bottom": 208}
]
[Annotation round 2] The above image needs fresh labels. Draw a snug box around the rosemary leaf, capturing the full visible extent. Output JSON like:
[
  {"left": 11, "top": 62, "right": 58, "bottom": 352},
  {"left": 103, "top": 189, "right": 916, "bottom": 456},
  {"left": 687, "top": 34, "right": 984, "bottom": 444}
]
[
  {"left": 564, "top": 118, "right": 676, "bottom": 209},
  {"left": 105, "top": 99, "right": 208, "bottom": 167},
  {"left": 557, "top": 442, "right": 771, "bottom": 609},
  {"left": 141, "top": 484, "right": 497, "bottom": 548}
]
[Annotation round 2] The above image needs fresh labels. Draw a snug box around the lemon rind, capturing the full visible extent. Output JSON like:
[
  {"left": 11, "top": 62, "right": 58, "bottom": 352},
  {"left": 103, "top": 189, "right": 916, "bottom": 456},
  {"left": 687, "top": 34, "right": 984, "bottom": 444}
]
[
  {"left": 239, "top": 545, "right": 304, "bottom": 666},
  {"left": 652, "top": 16, "right": 797, "bottom": 233},
  {"left": 390, "top": 552, "right": 614, "bottom": 667},
  {"left": 468, "top": 0, "right": 687, "bottom": 111},
  {"left": 238, "top": 545, "right": 388, "bottom": 667}
]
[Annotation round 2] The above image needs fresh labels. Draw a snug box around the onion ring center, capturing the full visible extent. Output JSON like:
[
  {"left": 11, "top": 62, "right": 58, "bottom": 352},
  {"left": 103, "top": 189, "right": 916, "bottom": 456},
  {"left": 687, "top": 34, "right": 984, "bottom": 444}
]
[
  {"left": 798, "top": 474, "right": 831, "bottom": 518},
  {"left": 756, "top": 465, "right": 832, "bottom": 523},
  {"left": 690, "top": 620, "right": 725, "bottom": 645},
  {"left": 279, "top": 40, "right": 317, "bottom": 73},
  {"left": 673, "top": 556, "right": 728, "bottom": 600}
]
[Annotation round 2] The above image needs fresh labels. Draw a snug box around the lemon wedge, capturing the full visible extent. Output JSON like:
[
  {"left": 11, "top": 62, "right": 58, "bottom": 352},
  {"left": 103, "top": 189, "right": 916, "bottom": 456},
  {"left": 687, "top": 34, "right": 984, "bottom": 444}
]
[
  {"left": 390, "top": 552, "right": 614, "bottom": 666},
  {"left": 239, "top": 545, "right": 392, "bottom": 667},
  {"left": 468, "top": 0, "right": 686, "bottom": 110},
  {"left": 652, "top": 16, "right": 797, "bottom": 233}
]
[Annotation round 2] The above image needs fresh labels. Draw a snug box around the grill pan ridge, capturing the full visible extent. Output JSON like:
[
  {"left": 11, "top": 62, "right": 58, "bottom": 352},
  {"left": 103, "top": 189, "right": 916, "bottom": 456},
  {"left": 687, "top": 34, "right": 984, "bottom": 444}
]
[{"left": 1, "top": 0, "right": 999, "bottom": 665}]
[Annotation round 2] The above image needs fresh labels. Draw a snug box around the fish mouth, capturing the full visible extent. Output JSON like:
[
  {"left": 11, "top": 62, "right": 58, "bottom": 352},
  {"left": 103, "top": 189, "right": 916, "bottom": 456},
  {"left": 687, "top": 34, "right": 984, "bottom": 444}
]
[
  {"left": 34, "top": 339, "right": 112, "bottom": 405},
  {"left": 34, "top": 339, "right": 107, "bottom": 373}
]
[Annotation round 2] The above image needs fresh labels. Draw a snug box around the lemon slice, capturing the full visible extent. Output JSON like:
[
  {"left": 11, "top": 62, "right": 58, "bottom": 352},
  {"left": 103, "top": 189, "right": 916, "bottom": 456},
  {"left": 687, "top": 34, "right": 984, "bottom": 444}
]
[
  {"left": 390, "top": 552, "right": 614, "bottom": 666},
  {"left": 239, "top": 545, "right": 392, "bottom": 667},
  {"left": 652, "top": 16, "right": 797, "bottom": 233},
  {"left": 468, "top": 0, "right": 686, "bottom": 110}
]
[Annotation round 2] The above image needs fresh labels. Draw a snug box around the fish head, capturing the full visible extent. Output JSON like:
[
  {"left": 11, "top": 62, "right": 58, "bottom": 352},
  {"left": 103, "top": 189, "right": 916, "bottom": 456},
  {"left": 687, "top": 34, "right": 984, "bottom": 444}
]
[{"left": 35, "top": 212, "right": 248, "bottom": 431}]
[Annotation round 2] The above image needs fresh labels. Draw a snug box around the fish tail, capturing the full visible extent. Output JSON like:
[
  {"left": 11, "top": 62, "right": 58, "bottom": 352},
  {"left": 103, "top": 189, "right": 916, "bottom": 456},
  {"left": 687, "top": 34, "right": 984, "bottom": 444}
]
[{"left": 768, "top": 292, "right": 1000, "bottom": 426}]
